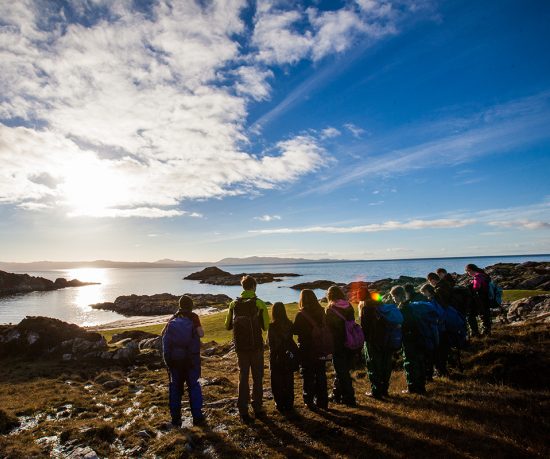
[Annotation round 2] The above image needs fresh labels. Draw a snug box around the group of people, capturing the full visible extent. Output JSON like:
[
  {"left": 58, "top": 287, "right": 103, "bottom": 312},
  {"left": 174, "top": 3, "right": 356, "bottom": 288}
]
[{"left": 162, "top": 263, "right": 497, "bottom": 427}]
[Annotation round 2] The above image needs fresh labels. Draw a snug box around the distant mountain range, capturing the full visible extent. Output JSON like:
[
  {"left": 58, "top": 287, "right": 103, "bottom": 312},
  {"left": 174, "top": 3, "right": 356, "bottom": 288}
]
[{"left": 0, "top": 256, "right": 340, "bottom": 271}]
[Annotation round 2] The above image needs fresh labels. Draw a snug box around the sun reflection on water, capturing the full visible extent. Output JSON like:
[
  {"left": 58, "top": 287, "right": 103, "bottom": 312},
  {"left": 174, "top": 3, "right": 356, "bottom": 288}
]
[{"left": 65, "top": 268, "right": 109, "bottom": 312}]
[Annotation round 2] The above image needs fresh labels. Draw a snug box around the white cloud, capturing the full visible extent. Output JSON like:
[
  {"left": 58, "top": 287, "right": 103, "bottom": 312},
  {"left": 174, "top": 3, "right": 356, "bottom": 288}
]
[
  {"left": 344, "top": 123, "right": 366, "bottom": 138},
  {"left": 488, "top": 220, "right": 550, "bottom": 230},
  {"left": 1, "top": 1, "right": 341, "bottom": 218},
  {"left": 254, "top": 215, "right": 282, "bottom": 222},
  {"left": 249, "top": 218, "right": 475, "bottom": 234},
  {"left": 320, "top": 127, "right": 341, "bottom": 139}
]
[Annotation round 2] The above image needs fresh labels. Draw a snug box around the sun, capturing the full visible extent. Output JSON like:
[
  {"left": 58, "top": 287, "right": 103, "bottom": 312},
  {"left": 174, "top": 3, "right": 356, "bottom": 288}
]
[{"left": 60, "top": 156, "right": 131, "bottom": 217}]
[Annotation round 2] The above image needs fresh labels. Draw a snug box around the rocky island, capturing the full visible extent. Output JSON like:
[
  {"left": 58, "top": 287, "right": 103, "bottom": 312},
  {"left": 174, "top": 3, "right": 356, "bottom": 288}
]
[
  {"left": 91, "top": 293, "right": 232, "bottom": 316},
  {"left": 184, "top": 266, "right": 300, "bottom": 285},
  {"left": 0, "top": 270, "right": 98, "bottom": 297}
]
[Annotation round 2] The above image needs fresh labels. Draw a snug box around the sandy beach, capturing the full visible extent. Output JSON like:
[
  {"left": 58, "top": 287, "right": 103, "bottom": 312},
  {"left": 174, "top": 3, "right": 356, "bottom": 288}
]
[{"left": 87, "top": 306, "right": 226, "bottom": 331}]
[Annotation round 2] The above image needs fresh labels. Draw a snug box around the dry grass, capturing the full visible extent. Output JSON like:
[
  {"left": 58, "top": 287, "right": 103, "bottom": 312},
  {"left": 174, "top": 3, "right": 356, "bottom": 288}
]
[{"left": 1, "top": 321, "right": 549, "bottom": 458}]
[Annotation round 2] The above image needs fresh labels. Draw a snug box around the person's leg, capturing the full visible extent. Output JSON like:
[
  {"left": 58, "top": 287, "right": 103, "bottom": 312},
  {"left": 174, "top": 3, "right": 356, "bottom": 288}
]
[
  {"left": 185, "top": 354, "right": 204, "bottom": 423},
  {"left": 481, "top": 302, "right": 492, "bottom": 335},
  {"left": 301, "top": 364, "right": 315, "bottom": 407},
  {"left": 250, "top": 347, "right": 265, "bottom": 415},
  {"left": 283, "top": 369, "right": 295, "bottom": 410},
  {"left": 403, "top": 342, "right": 424, "bottom": 393},
  {"left": 237, "top": 351, "right": 251, "bottom": 416},
  {"left": 314, "top": 360, "right": 328, "bottom": 409},
  {"left": 168, "top": 363, "right": 184, "bottom": 426},
  {"left": 333, "top": 351, "right": 355, "bottom": 405},
  {"left": 380, "top": 349, "right": 394, "bottom": 396},
  {"left": 365, "top": 343, "right": 383, "bottom": 397},
  {"left": 270, "top": 360, "right": 284, "bottom": 411},
  {"left": 435, "top": 333, "right": 449, "bottom": 376}
]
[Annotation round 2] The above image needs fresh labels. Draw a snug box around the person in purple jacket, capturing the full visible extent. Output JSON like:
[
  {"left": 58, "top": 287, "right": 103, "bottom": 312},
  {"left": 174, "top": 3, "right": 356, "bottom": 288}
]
[{"left": 162, "top": 295, "right": 205, "bottom": 428}]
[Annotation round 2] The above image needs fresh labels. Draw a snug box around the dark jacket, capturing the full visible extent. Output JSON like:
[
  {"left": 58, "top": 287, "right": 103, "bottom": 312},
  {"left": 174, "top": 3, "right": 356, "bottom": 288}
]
[
  {"left": 292, "top": 307, "right": 324, "bottom": 362},
  {"left": 434, "top": 279, "right": 454, "bottom": 307},
  {"left": 359, "top": 299, "right": 386, "bottom": 348},
  {"left": 268, "top": 320, "right": 294, "bottom": 363},
  {"left": 326, "top": 301, "right": 355, "bottom": 354},
  {"left": 400, "top": 303, "right": 422, "bottom": 347}
]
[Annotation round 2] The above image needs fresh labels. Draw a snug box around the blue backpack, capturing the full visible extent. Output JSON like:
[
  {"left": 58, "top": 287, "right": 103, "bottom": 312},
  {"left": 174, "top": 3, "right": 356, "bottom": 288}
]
[
  {"left": 377, "top": 304, "right": 404, "bottom": 351},
  {"left": 488, "top": 281, "right": 503, "bottom": 306},
  {"left": 409, "top": 301, "right": 440, "bottom": 352},
  {"left": 162, "top": 316, "right": 197, "bottom": 363},
  {"left": 444, "top": 306, "right": 468, "bottom": 349}
]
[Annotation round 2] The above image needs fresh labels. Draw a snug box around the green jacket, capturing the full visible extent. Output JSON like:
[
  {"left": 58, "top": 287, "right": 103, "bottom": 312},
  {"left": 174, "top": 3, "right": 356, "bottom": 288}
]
[{"left": 225, "top": 290, "right": 270, "bottom": 331}]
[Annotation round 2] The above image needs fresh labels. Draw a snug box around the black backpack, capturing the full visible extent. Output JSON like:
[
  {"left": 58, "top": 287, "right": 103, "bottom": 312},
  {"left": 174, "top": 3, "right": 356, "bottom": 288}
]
[
  {"left": 232, "top": 296, "right": 263, "bottom": 352},
  {"left": 301, "top": 310, "right": 334, "bottom": 361}
]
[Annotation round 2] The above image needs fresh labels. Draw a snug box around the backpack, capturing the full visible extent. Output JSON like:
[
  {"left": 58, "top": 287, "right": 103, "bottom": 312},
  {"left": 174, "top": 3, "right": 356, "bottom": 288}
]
[
  {"left": 232, "top": 296, "right": 263, "bottom": 352},
  {"left": 329, "top": 307, "right": 365, "bottom": 351},
  {"left": 162, "top": 316, "right": 196, "bottom": 363},
  {"left": 376, "top": 304, "right": 404, "bottom": 351},
  {"left": 408, "top": 301, "right": 440, "bottom": 352},
  {"left": 488, "top": 281, "right": 503, "bottom": 307},
  {"left": 301, "top": 310, "right": 334, "bottom": 361},
  {"left": 443, "top": 306, "right": 468, "bottom": 349}
]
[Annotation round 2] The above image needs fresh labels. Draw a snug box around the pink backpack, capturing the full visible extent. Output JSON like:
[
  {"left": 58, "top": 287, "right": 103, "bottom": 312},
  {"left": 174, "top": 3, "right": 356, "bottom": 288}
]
[{"left": 330, "top": 307, "right": 365, "bottom": 350}]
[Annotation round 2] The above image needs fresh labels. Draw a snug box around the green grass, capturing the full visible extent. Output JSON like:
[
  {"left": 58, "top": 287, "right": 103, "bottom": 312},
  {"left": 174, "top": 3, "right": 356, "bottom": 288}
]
[
  {"left": 502, "top": 289, "right": 549, "bottom": 302},
  {"left": 99, "top": 290, "right": 548, "bottom": 344}
]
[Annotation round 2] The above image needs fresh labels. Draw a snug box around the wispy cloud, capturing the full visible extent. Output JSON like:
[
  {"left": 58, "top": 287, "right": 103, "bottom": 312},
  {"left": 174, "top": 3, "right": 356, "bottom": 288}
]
[
  {"left": 254, "top": 215, "right": 282, "bottom": 222},
  {"left": 344, "top": 123, "right": 366, "bottom": 138},
  {"left": 249, "top": 218, "right": 475, "bottom": 234},
  {"left": 488, "top": 220, "right": 550, "bottom": 230},
  {"left": 312, "top": 91, "right": 550, "bottom": 194}
]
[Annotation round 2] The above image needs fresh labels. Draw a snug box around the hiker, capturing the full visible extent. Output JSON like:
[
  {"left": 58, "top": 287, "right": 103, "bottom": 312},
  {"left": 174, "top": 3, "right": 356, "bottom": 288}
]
[
  {"left": 225, "top": 275, "right": 270, "bottom": 422},
  {"left": 359, "top": 287, "right": 402, "bottom": 398},
  {"left": 391, "top": 286, "right": 428, "bottom": 394},
  {"left": 427, "top": 272, "right": 453, "bottom": 307},
  {"left": 326, "top": 285, "right": 362, "bottom": 407},
  {"left": 268, "top": 302, "right": 298, "bottom": 413},
  {"left": 420, "top": 283, "right": 449, "bottom": 377},
  {"left": 292, "top": 289, "right": 330, "bottom": 410},
  {"left": 404, "top": 283, "right": 427, "bottom": 303},
  {"left": 162, "top": 295, "right": 205, "bottom": 427},
  {"left": 465, "top": 264, "right": 492, "bottom": 335},
  {"left": 436, "top": 268, "right": 456, "bottom": 287}
]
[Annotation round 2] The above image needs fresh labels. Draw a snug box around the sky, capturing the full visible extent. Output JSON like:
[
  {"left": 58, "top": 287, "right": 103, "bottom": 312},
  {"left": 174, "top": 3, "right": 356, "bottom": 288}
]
[{"left": 1, "top": 0, "right": 549, "bottom": 262}]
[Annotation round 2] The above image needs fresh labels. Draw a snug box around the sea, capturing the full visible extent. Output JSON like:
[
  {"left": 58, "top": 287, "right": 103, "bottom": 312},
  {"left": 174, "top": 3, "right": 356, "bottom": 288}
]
[{"left": 1, "top": 255, "right": 548, "bottom": 326}]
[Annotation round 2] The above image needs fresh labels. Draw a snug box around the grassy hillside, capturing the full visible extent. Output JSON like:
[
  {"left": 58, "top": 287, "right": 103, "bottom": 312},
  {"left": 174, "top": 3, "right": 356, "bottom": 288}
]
[{"left": 1, "top": 321, "right": 548, "bottom": 458}]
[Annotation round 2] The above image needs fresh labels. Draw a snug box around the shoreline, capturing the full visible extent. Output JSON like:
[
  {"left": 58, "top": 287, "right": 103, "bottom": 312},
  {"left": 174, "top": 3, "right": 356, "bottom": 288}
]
[{"left": 86, "top": 306, "right": 226, "bottom": 331}]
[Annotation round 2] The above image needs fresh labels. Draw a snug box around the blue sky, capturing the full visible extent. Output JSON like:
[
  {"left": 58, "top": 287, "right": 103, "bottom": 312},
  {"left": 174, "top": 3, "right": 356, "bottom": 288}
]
[{"left": 1, "top": 0, "right": 549, "bottom": 262}]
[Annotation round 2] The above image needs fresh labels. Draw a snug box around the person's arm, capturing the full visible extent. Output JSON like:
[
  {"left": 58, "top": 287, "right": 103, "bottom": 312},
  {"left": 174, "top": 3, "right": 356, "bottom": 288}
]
[
  {"left": 225, "top": 302, "right": 235, "bottom": 330},
  {"left": 257, "top": 299, "right": 270, "bottom": 331},
  {"left": 193, "top": 314, "right": 205, "bottom": 338}
]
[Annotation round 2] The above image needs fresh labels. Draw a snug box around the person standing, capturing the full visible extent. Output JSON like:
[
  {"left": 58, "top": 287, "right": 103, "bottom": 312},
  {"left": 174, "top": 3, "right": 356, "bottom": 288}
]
[
  {"left": 268, "top": 302, "right": 297, "bottom": 413},
  {"left": 391, "top": 286, "right": 427, "bottom": 394},
  {"left": 162, "top": 295, "right": 205, "bottom": 428},
  {"left": 359, "top": 287, "right": 397, "bottom": 399},
  {"left": 465, "top": 264, "right": 492, "bottom": 336},
  {"left": 292, "top": 289, "right": 329, "bottom": 410},
  {"left": 326, "top": 285, "right": 358, "bottom": 407},
  {"left": 225, "top": 275, "right": 270, "bottom": 422}
]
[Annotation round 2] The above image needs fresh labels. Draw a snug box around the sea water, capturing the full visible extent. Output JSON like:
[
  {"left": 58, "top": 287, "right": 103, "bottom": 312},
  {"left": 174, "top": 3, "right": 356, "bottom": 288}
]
[{"left": 0, "top": 254, "right": 548, "bottom": 326}]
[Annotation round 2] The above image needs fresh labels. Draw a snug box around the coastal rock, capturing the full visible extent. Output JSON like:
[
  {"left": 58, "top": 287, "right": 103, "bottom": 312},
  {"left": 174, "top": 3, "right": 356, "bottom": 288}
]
[
  {"left": 184, "top": 266, "right": 300, "bottom": 286},
  {"left": 0, "top": 316, "right": 107, "bottom": 359},
  {"left": 139, "top": 336, "right": 162, "bottom": 352},
  {"left": 455, "top": 262, "right": 550, "bottom": 290},
  {"left": 506, "top": 295, "right": 550, "bottom": 324},
  {"left": 0, "top": 270, "right": 98, "bottom": 297},
  {"left": 91, "top": 292, "right": 232, "bottom": 316},
  {"left": 110, "top": 330, "right": 157, "bottom": 344},
  {"left": 290, "top": 280, "right": 343, "bottom": 290}
]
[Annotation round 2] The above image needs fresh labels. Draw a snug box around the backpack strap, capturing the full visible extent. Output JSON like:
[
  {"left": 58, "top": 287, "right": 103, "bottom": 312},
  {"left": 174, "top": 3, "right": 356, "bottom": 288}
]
[{"left": 329, "top": 306, "right": 346, "bottom": 321}]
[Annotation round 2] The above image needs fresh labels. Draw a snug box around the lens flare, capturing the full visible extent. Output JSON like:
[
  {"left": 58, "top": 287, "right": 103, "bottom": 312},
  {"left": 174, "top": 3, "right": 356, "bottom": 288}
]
[{"left": 371, "top": 292, "right": 382, "bottom": 302}]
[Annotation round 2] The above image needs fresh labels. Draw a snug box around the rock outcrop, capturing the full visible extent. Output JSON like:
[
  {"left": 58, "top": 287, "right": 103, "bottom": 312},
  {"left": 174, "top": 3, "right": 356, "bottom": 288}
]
[
  {"left": 0, "top": 316, "right": 107, "bottom": 359},
  {"left": 184, "top": 266, "right": 300, "bottom": 285},
  {"left": 290, "top": 280, "right": 343, "bottom": 291},
  {"left": 454, "top": 262, "right": 550, "bottom": 290},
  {"left": 91, "top": 292, "right": 232, "bottom": 316},
  {"left": 506, "top": 294, "right": 550, "bottom": 324},
  {"left": 0, "top": 270, "right": 98, "bottom": 297}
]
